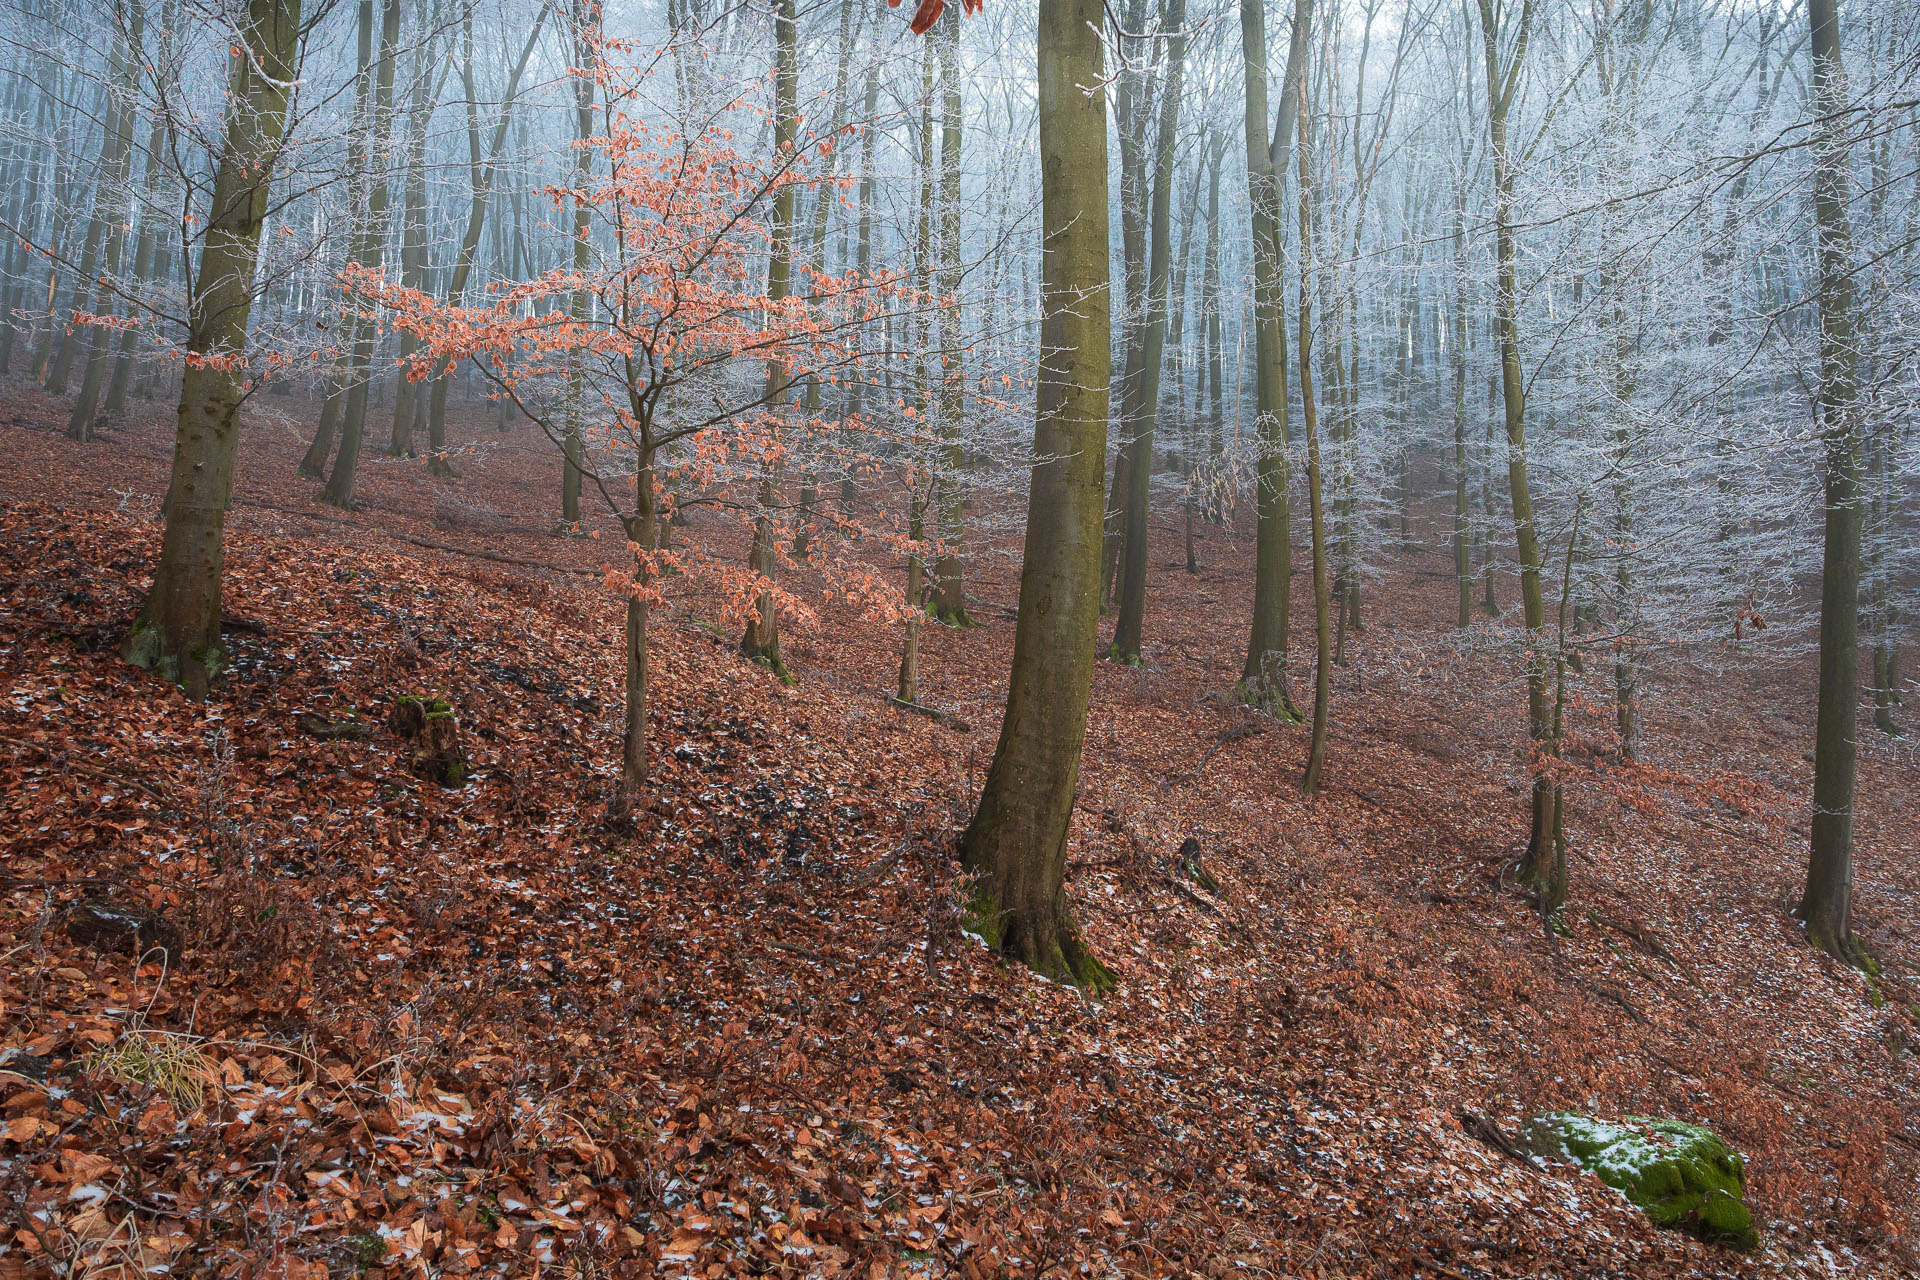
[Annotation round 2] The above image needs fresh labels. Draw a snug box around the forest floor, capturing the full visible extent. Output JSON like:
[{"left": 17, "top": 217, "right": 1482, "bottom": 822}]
[{"left": 1, "top": 383, "right": 1917, "bottom": 1280}]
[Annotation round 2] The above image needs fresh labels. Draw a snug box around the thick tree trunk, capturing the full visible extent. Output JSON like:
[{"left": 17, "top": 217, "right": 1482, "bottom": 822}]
[
  {"left": 959, "top": 0, "right": 1112, "bottom": 992},
  {"left": 123, "top": 0, "right": 302, "bottom": 700}
]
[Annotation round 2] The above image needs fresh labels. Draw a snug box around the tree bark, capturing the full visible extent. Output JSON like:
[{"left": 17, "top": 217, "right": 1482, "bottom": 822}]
[
  {"left": 1236, "top": 0, "right": 1312, "bottom": 718},
  {"left": 1111, "top": 0, "right": 1187, "bottom": 664},
  {"left": 959, "top": 0, "right": 1112, "bottom": 992},
  {"left": 1799, "top": 0, "right": 1866, "bottom": 965},
  {"left": 123, "top": 0, "right": 303, "bottom": 699}
]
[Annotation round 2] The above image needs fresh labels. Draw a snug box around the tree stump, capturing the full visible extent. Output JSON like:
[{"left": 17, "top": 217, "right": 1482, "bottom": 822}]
[{"left": 388, "top": 696, "right": 469, "bottom": 787}]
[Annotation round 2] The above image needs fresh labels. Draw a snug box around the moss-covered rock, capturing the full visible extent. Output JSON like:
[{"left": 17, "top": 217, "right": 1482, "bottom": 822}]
[{"left": 1520, "top": 1112, "right": 1757, "bottom": 1250}]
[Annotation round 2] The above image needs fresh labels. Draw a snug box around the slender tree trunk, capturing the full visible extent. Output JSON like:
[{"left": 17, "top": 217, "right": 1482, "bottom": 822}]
[
  {"left": 65, "top": 3, "right": 141, "bottom": 442},
  {"left": 322, "top": 0, "right": 401, "bottom": 508},
  {"left": 1451, "top": 181, "right": 1472, "bottom": 629},
  {"left": 959, "top": 0, "right": 1112, "bottom": 991},
  {"left": 391, "top": 2, "right": 440, "bottom": 458},
  {"left": 123, "top": 0, "right": 302, "bottom": 699},
  {"left": 1236, "top": 0, "right": 1312, "bottom": 717},
  {"left": 1298, "top": 103, "right": 1331, "bottom": 796},
  {"left": 930, "top": 10, "right": 971, "bottom": 624},
  {"left": 1799, "top": 0, "right": 1866, "bottom": 965},
  {"left": 740, "top": 0, "right": 797, "bottom": 679},
  {"left": 1112, "top": 0, "right": 1187, "bottom": 663},
  {"left": 1476, "top": 0, "right": 1561, "bottom": 909}
]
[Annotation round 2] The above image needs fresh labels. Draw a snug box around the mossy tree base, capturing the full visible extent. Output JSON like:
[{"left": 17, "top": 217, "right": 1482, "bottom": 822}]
[
  {"left": 122, "top": 616, "right": 225, "bottom": 702},
  {"left": 1234, "top": 675, "right": 1303, "bottom": 724},
  {"left": 964, "top": 884, "right": 1114, "bottom": 994},
  {"left": 1521, "top": 1113, "right": 1757, "bottom": 1251}
]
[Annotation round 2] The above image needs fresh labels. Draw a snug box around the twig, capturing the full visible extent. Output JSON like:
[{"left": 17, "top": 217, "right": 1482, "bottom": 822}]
[{"left": 886, "top": 696, "right": 972, "bottom": 733}]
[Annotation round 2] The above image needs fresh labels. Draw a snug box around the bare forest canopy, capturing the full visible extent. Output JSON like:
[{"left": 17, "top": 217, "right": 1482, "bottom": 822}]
[{"left": 1, "top": 0, "right": 1918, "bottom": 1275}]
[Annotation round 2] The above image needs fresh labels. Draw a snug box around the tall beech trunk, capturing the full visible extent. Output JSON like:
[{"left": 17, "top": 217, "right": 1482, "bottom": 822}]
[
  {"left": 106, "top": 2, "right": 178, "bottom": 420},
  {"left": 1475, "top": 0, "right": 1561, "bottom": 909},
  {"left": 561, "top": 0, "right": 597, "bottom": 520},
  {"left": 65, "top": 4, "right": 140, "bottom": 442},
  {"left": 391, "top": 1, "right": 442, "bottom": 458},
  {"left": 959, "top": 0, "right": 1112, "bottom": 992},
  {"left": 1799, "top": 0, "right": 1866, "bottom": 965},
  {"left": 124, "top": 0, "right": 302, "bottom": 699},
  {"left": 1111, "top": 0, "right": 1186, "bottom": 664},
  {"left": 1297, "top": 101, "right": 1331, "bottom": 796},
  {"left": 1236, "top": 0, "right": 1312, "bottom": 717},
  {"left": 1450, "top": 175, "right": 1471, "bottom": 629},
  {"left": 322, "top": 0, "right": 401, "bottom": 508},
  {"left": 740, "top": 0, "right": 797, "bottom": 680},
  {"left": 930, "top": 11, "right": 971, "bottom": 624}
]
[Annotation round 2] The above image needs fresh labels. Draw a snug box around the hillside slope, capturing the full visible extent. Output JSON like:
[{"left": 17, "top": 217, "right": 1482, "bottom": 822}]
[{"left": 2, "top": 392, "right": 1916, "bottom": 1279}]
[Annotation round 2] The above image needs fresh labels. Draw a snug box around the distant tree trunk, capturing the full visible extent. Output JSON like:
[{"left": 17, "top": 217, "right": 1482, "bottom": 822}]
[
  {"left": 1297, "top": 92, "right": 1331, "bottom": 796},
  {"left": 106, "top": 3, "right": 178, "bottom": 420},
  {"left": 65, "top": 3, "right": 140, "bottom": 442},
  {"left": 930, "top": 10, "right": 972, "bottom": 625},
  {"left": 842, "top": 55, "right": 881, "bottom": 517},
  {"left": 391, "top": 2, "right": 442, "bottom": 459},
  {"left": 1451, "top": 176, "right": 1472, "bottom": 629},
  {"left": 1236, "top": 0, "right": 1312, "bottom": 718},
  {"left": 1475, "top": 0, "right": 1561, "bottom": 910},
  {"left": 123, "top": 0, "right": 302, "bottom": 699},
  {"left": 1111, "top": 0, "right": 1186, "bottom": 664},
  {"left": 740, "top": 0, "right": 797, "bottom": 680},
  {"left": 322, "top": 0, "right": 402, "bottom": 508},
  {"left": 1798, "top": 0, "right": 1867, "bottom": 966},
  {"left": 561, "top": 0, "right": 597, "bottom": 521},
  {"left": 959, "top": 0, "right": 1112, "bottom": 991},
  {"left": 1201, "top": 137, "right": 1226, "bottom": 464},
  {"left": 421, "top": 5, "right": 550, "bottom": 475}
]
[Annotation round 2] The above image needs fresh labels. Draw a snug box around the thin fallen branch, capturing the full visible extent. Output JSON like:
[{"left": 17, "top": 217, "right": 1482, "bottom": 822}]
[{"left": 886, "top": 696, "right": 971, "bottom": 733}]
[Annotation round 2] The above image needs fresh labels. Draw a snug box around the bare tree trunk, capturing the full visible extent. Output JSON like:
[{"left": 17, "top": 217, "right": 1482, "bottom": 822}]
[
  {"left": 123, "top": 0, "right": 302, "bottom": 699},
  {"left": 65, "top": 2, "right": 141, "bottom": 442},
  {"left": 959, "top": 0, "right": 1113, "bottom": 991},
  {"left": 1799, "top": 0, "right": 1867, "bottom": 965},
  {"left": 1297, "top": 89, "right": 1331, "bottom": 796},
  {"left": 930, "top": 9, "right": 972, "bottom": 625},
  {"left": 1236, "top": 0, "right": 1312, "bottom": 718},
  {"left": 1111, "top": 0, "right": 1187, "bottom": 664},
  {"left": 740, "top": 0, "right": 797, "bottom": 680},
  {"left": 1475, "top": 0, "right": 1562, "bottom": 909},
  {"left": 322, "top": 0, "right": 402, "bottom": 508}
]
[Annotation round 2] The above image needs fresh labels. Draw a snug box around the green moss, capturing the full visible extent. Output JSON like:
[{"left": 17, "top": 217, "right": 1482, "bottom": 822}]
[
  {"left": 1521, "top": 1112, "right": 1757, "bottom": 1250},
  {"left": 962, "top": 885, "right": 1114, "bottom": 995}
]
